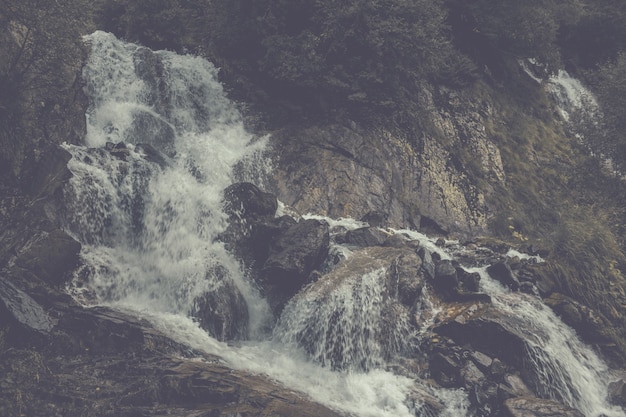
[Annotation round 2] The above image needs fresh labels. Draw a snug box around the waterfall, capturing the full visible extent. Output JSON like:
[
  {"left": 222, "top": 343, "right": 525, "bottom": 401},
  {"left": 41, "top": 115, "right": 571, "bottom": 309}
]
[
  {"left": 545, "top": 69, "right": 598, "bottom": 122},
  {"left": 464, "top": 265, "right": 625, "bottom": 417},
  {"left": 61, "top": 31, "right": 624, "bottom": 417},
  {"left": 63, "top": 31, "right": 272, "bottom": 337}
]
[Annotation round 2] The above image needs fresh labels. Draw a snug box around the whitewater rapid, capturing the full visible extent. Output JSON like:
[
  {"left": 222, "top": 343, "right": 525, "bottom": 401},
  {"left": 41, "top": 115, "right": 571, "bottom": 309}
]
[{"left": 61, "top": 31, "right": 624, "bottom": 417}]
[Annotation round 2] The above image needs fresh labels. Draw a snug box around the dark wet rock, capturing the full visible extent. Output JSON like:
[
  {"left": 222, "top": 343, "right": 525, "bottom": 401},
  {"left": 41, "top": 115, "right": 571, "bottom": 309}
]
[
  {"left": 430, "top": 352, "right": 462, "bottom": 387},
  {"left": 458, "top": 268, "right": 481, "bottom": 293},
  {"left": 419, "top": 247, "right": 436, "bottom": 281},
  {"left": 393, "top": 251, "right": 424, "bottom": 306},
  {"left": 21, "top": 143, "right": 73, "bottom": 198},
  {"left": 503, "top": 396, "right": 584, "bottom": 417},
  {"left": 486, "top": 261, "right": 520, "bottom": 291},
  {"left": 0, "top": 276, "right": 53, "bottom": 335},
  {"left": 135, "top": 143, "right": 169, "bottom": 168},
  {"left": 608, "top": 378, "right": 626, "bottom": 407},
  {"left": 0, "top": 306, "right": 344, "bottom": 417},
  {"left": 220, "top": 182, "right": 281, "bottom": 267},
  {"left": 192, "top": 267, "right": 249, "bottom": 341},
  {"left": 14, "top": 228, "right": 81, "bottom": 286},
  {"left": 544, "top": 292, "right": 614, "bottom": 345},
  {"left": 342, "top": 226, "right": 387, "bottom": 247},
  {"left": 360, "top": 210, "right": 387, "bottom": 227},
  {"left": 223, "top": 182, "right": 278, "bottom": 220},
  {"left": 106, "top": 141, "right": 131, "bottom": 160},
  {"left": 434, "top": 259, "right": 459, "bottom": 299},
  {"left": 434, "top": 306, "right": 528, "bottom": 369},
  {"left": 261, "top": 218, "right": 330, "bottom": 314}
]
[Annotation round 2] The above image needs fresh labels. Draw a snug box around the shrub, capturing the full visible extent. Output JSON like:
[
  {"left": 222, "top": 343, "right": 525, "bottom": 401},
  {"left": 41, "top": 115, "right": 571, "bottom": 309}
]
[{"left": 205, "top": 0, "right": 476, "bottom": 114}]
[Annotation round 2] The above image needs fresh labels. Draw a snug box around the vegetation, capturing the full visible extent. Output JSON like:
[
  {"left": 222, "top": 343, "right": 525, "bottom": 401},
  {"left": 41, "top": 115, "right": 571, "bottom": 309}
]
[{"left": 0, "top": 0, "right": 91, "bottom": 179}]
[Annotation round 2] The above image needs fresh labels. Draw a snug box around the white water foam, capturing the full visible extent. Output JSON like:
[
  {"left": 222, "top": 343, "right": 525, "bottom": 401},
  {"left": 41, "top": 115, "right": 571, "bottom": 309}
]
[{"left": 64, "top": 31, "right": 460, "bottom": 417}]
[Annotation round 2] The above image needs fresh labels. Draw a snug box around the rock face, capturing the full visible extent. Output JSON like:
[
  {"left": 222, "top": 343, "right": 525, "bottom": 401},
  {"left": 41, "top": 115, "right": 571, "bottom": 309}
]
[{"left": 268, "top": 86, "right": 505, "bottom": 236}]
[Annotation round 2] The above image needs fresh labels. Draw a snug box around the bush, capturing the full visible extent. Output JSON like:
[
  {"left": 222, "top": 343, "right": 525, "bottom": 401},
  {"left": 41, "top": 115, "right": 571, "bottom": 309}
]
[
  {"left": 204, "top": 0, "right": 476, "bottom": 114},
  {"left": 446, "top": 0, "right": 583, "bottom": 75}
]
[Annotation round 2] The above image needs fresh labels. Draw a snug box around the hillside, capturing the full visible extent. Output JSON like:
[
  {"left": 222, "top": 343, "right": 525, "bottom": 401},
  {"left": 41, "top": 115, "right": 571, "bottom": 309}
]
[{"left": 2, "top": 1, "right": 626, "bottom": 416}]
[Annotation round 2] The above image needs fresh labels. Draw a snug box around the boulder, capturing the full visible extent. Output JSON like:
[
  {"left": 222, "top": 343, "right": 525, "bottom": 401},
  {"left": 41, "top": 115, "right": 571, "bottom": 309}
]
[
  {"left": 486, "top": 261, "right": 520, "bottom": 291},
  {"left": 261, "top": 218, "right": 330, "bottom": 314},
  {"left": 0, "top": 306, "right": 344, "bottom": 417},
  {"left": 14, "top": 228, "right": 81, "bottom": 286},
  {"left": 430, "top": 352, "right": 462, "bottom": 388},
  {"left": 0, "top": 276, "right": 53, "bottom": 335},
  {"left": 458, "top": 268, "right": 481, "bottom": 293},
  {"left": 223, "top": 182, "right": 278, "bottom": 220},
  {"left": 608, "top": 378, "right": 626, "bottom": 407},
  {"left": 393, "top": 251, "right": 424, "bottom": 306},
  {"left": 220, "top": 182, "right": 281, "bottom": 266},
  {"left": 503, "top": 396, "right": 584, "bottom": 417},
  {"left": 274, "top": 246, "right": 422, "bottom": 371},
  {"left": 360, "top": 210, "right": 387, "bottom": 227},
  {"left": 341, "top": 226, "right": 387, "bottom": 247},
  {"left": 191, "top": 267, "right": 249, "bottom": 341},
  {"left": 434, "top": 259, "right": 459, "bottom": 299},
  {"left": 419, "top": 247, "right": 436, "bottom": 281},
  {"left": 434, "top": 306, "right": 528, "bottom": 369}
]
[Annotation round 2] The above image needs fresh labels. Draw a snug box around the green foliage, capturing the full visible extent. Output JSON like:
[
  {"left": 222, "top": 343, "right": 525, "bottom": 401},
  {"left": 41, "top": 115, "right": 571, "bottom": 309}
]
[
  {"left": 204, "top": 0, "right": 477, "bottom": 115},
  {"left": 558, "top": 0, "right": 626, "bottom": 69},
  {"left": 447, "top": 0, "right": 584, "bottom": 75},
  {"left": 94, "top": 0, "right": 207, "bottom": 51}
]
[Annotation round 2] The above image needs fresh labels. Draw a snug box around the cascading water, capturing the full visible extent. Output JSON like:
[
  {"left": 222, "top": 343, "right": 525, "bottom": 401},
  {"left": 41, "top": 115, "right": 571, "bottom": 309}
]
[
  {"left": 62, "top": 31, "right": 625, "bottom": 417},
  {"left": 64, "top": 30, "right": 272, "bottom": 336},
  {"left": 63, "top": 31, "right": 467, "bottom": 417}
]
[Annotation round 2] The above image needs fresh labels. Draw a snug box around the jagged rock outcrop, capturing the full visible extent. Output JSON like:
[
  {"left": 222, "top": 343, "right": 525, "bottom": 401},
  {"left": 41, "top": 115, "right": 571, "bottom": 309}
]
[{"left": 268, "top": 85, "right": 505, "bottom": 236}]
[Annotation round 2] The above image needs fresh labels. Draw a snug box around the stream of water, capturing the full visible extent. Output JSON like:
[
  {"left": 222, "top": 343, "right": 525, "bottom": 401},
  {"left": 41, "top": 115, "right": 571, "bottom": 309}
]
[{"left": 61, "top": 31, "right": 624, "bottom": 417}]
